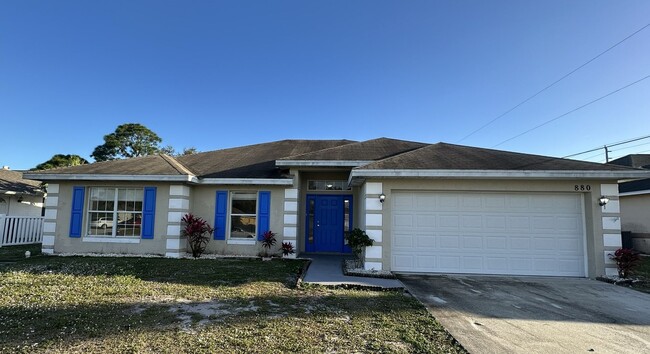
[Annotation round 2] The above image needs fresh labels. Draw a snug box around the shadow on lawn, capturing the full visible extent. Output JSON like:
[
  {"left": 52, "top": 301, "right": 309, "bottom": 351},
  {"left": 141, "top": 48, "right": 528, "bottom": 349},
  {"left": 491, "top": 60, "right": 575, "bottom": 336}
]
[
  {"left": 2, "top": 256, "right": 307, "bottom": 288},
  {"left": 0, "top": 291, "right": 432, "bottom": 351}
]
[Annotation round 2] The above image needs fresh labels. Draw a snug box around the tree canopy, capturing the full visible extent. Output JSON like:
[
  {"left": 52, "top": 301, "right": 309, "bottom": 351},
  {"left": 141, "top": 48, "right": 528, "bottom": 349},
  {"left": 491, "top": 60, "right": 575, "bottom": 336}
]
[
  {"left": 33, "top": 154, "right": 89, "bottom": 170},
  {"left": 91, "top": 123, "right": 163, "bottom": 161}
]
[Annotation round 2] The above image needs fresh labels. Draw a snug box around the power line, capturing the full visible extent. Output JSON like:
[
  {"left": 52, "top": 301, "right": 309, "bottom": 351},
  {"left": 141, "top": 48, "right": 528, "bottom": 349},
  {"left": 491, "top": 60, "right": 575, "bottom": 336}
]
[
  {"left": 491, "top": 75, "right": 650, "bottom": 148},
  {"left": 562, "top": 135, "right": 650, "bottom": 158},
  {"left": 457, "top": 22, "right": 650, "bottom": 143},
  {"left": 609, "top": 141, "right": 650, "bottom": 153}
]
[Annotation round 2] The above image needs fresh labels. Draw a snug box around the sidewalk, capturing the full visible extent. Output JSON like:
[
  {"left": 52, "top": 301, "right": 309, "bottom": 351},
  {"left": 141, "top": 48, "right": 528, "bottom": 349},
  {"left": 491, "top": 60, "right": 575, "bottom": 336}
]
[{"left": 301, "top": 254, "right": 404, "bottom": 290}]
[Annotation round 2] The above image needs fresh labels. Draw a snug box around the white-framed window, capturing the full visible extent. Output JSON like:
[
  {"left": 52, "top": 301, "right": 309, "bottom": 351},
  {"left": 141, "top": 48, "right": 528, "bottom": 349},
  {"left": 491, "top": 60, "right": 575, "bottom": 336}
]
[
  {"left": 87, "top": 187, "right": 143, "bottom": 237},
  {"left": 229, "top": 191, "right": 257, "bottom": 240}
]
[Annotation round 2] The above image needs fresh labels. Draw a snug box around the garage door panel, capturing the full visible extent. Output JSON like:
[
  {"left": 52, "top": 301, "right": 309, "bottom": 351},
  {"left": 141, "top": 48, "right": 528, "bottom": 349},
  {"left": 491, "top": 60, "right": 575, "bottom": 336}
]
[
  {"left": 463, "top": 236, "right": 484, "bottom": 248},
  {"left": 392, "top": 191, "right": 585, "bottom": 277}
]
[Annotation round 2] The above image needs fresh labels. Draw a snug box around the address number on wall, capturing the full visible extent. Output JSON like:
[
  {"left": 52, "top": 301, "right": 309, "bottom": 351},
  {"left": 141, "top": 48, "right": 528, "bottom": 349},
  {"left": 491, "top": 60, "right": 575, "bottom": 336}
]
[{"left": 574, "top": 184, "right": 591, "bottom": 191}]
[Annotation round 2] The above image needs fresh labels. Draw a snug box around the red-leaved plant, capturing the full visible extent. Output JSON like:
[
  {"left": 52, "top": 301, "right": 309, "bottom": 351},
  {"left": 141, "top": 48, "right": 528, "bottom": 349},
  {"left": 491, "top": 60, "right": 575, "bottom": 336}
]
[
  {"left": 609, "top": 248, "right": 641, "bottom": 278},
  {"left": 181, "top": 213, "right": 214, "bottom": 258},
  {"left": 281, "top": 242, "right": 295, "bottom": 257},
  {"left": 261, "top": 230, "right": 277, "bottom": 257}
]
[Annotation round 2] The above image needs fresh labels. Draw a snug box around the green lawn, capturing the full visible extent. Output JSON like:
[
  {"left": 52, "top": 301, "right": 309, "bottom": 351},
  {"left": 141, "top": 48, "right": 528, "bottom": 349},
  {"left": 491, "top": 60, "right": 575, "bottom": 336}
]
[
  {"left": 0, "top": 244, "right": 42, "bottom": 262},
  {"left": 0, "top": 253, "right": 464, "bottom": 353}
]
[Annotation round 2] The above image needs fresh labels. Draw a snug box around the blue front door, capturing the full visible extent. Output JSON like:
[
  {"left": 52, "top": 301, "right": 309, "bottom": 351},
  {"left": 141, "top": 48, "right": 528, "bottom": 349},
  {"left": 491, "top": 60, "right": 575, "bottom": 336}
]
[{"left": 305, "top": 195, "right": 352, "bottom": 253}]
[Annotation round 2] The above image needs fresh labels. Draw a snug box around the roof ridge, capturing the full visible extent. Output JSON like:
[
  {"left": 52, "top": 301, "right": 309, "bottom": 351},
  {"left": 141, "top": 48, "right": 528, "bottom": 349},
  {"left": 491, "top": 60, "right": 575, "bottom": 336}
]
[
  {"left": 280, "top": 140, "right": 361, "bottom": 160},
  {"left": 177, "top": 139, "right": 357, "bottom": 160},
  {"left": 159, "top": 154, "right": 196, "bottom": 176},
  {"left": 355, "top": 143, "right": 434, "bottom": 169}
]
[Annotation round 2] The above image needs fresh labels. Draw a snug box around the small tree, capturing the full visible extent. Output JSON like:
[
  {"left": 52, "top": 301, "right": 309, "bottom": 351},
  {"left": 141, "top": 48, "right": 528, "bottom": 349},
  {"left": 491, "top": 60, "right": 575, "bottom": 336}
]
[
  {"left": 91, "top": 123, "right": 163, "bottom": 161},
  {"left": 609, "top": 248, "right": 641, "bottom": 278},
  {"left": 346, "top": 228, "right": 374, "bottom": 267},
  {"left": 181, "top": 214, "right": 214, "bottom": 258}
]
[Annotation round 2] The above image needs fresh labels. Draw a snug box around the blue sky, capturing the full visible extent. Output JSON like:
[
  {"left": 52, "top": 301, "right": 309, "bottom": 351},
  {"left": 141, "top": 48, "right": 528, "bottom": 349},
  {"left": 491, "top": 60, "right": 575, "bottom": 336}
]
[{"left": 1, "top": 0, "right": 649, "bottom": 169}]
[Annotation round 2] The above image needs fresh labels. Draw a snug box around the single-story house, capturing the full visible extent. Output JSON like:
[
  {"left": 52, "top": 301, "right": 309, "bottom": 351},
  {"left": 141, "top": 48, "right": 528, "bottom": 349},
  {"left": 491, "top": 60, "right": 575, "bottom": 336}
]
[
  {"left": 609, "top": 154, "right": 650, "bottom": 253},
  {"left": 24, "top": 138, "right": 650, "bottom": 277},
  {"left": 0, "top": 166, "right": 45, "bottom": 217}
]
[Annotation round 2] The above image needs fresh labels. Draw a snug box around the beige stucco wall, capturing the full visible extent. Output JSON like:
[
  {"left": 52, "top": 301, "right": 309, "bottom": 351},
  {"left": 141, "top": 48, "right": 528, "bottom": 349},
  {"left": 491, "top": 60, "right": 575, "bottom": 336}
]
[
  {"left": 190, "top": 185, "right": 286, "bottom": 256},
  {"left": 45, "top": 181, "right": 170, "bottom": 255},
  {"left": 620, "top": 194, "right": 650, "bottom": 233},
  {"left": 365, "top": 178, "right": 618, "bottom": 278}
]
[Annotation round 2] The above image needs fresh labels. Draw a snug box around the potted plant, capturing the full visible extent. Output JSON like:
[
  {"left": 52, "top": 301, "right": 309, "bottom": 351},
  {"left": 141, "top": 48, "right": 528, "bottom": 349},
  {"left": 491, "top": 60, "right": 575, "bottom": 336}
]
[
  {"left": 261, "top": 230, "right": 277, "bottom": 260},
  {"left": 345, "top": 228, "right": 374, "bottom": 268},
  {"left": 181, "top": 213, "right": 214, "bottom": 258}
]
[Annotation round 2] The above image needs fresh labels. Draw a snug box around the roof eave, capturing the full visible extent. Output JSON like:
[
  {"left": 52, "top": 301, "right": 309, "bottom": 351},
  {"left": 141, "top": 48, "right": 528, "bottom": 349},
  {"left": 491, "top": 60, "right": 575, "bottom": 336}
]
[
  {"left": 198, "top": 178, "right": 294, "bottom": 186},
  {"left": 276, "top": 160, "right": 373, "bottom": 167},
  {"left": 22, "top": 173, "right": 198, "bottom": 183},
  {"left": 348, "top": 169, "right": 650, "bottom": 186}
]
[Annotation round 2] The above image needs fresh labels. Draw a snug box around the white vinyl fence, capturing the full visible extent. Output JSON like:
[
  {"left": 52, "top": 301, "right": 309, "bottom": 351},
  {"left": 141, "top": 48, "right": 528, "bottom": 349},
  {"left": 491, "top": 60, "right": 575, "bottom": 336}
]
[{"left": 0, "top": 215, "right": 44, "bottom": 247}]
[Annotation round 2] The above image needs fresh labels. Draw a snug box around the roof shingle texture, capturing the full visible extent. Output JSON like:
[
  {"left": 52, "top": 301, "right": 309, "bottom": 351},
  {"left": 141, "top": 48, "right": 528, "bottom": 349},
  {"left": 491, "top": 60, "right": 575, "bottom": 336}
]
[
  {"left": 176, "top": 139, "right": 355, "bottom": 178},
  {"left": 609, "top": 154, "right": 650, "bottom": 169},
  {"left": 279, "top": 138, "right": 427, "bottom": 161},
  {"left": 0, "top": 169, "right": 43, "bottom": 195},
  {"left": 357, "top": 143, "right": 637, "bottom": 171},
  {"left": 31, "top": 155, "right": 188, "bottom": 175}
]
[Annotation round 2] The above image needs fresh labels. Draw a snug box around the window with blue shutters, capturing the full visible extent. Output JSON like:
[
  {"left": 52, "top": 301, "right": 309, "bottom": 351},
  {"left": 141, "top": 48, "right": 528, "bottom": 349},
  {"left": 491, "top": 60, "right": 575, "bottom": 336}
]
[
  {"left": 216, "top": 190, "right": 271, "bottom": 243},
  {"left": 85, "top": 187, "right": 152, "bottom": 238}
]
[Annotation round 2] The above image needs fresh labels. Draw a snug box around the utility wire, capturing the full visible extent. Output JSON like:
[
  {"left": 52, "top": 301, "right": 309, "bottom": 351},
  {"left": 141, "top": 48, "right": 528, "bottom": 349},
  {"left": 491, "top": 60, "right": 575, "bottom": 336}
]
[
  {"left": 563, "top": 135, "right": 650, "bottom": 158},
  {"left": 457, "top": 22, "right": 650, "bottom": 143},
  {"left": 492, "top": 75, "right": 650, "bottom": 148},
  {"left": 609, "top": 141, "right": 650, "bottom": 152}
]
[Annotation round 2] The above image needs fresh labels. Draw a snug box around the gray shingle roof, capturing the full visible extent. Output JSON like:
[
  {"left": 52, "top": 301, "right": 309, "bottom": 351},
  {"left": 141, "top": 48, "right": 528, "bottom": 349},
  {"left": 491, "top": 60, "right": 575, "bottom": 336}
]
[
  {"left": 278, "top": 138, "right": 427, "bottom": 161},
  {"left": 0, "top": 169, "right": 44, "bottom": 195},
  {"left": 175, "top": 139, "right": 355, "bottom": 178},
  {"left": 609, "top": 154, "right": 650, "bottom": 169},
  {"left": 356, "top": 143, "right": 637, "bottom": 171},
  {"left": 30, "top": 154, "right": 188, "bottom": 175}
]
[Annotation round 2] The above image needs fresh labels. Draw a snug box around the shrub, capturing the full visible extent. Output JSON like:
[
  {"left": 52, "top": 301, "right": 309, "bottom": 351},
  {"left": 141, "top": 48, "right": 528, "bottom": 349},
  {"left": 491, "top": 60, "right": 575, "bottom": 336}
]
[
  {"left": 281, "top": 242, "right": 295, "bottom": 257},
  {"left": 181, "top": 214, "right": 214, "bottom": 258},
  {"left": 346, "top": 228, "right": 374, "bottom": 262},
  {"left": 609, "top": 248, "right": 641, "bottom": 278},
  {"left": 261, "top": 230, "right": 277, "bottom": 257}
]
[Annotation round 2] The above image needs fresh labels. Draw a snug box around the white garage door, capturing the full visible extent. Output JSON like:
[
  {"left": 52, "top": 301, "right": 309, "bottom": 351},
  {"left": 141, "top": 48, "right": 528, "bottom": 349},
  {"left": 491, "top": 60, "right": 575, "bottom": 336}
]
[{"left": 392, "top": 191, "right": 586, "bottom": 276}]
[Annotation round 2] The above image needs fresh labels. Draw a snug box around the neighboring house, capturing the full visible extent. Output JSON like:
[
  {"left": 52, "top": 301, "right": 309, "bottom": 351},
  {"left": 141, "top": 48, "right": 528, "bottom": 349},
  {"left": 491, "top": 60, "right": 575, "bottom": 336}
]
[
  {"left": 24, "top": 138, "right": 650, "bottom": 278},
  {"left": 608, "top": 154, "right": 650, "bottom": 253},
  {"left": 0, "top": 166, "right": 45, "bottom": 217}
]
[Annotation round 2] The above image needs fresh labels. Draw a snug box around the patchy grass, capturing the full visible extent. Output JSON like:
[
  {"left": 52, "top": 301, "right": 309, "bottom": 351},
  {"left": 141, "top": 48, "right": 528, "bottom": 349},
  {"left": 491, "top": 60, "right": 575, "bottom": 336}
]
[
  {"left": 0, "top": 244, "right": 42, "bottom": 262},
  {"left": 0, "top": 256, "right": 464, "bottom": 353}
]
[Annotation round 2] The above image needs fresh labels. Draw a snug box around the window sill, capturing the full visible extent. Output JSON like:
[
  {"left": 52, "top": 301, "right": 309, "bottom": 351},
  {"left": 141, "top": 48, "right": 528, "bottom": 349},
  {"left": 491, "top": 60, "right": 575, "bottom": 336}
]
[
  {"left": 83, "top": 237, "right": 141, "bottom": 244},
  {"left": 227, "top": 239, "right": 257, "bottom": 245}
]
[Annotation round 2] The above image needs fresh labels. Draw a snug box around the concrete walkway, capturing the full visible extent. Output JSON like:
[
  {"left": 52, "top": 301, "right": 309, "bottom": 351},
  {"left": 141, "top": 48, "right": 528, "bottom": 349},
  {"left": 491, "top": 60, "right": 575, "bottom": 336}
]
[{"left": 301, "top": 254, "right": 404, "bottom": 290}]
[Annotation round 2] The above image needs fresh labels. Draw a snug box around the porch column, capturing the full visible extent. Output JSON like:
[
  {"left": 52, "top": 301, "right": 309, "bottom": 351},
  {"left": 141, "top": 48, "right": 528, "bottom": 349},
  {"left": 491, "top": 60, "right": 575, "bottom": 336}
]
[
  {"left": 364, "top": 182, "right": 384, "bottom": 270},
  {"left": 282, "top": 188, "right": 298, "bottom": 258},
  {"left": 601, "top": 184, "right": 622, "bottom": 276},
  {"left": 166, "top": 185, "right": 190, "bottom": 258},
  {"left": 41, "top": 184, "right": 59, "bottom": 255}
]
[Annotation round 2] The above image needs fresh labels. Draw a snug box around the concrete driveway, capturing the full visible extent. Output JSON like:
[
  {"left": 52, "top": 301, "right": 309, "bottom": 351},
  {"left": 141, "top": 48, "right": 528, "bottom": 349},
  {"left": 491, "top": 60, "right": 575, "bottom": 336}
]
[{"left": 398, "top": 275, "right": 650, "bottom": 353}]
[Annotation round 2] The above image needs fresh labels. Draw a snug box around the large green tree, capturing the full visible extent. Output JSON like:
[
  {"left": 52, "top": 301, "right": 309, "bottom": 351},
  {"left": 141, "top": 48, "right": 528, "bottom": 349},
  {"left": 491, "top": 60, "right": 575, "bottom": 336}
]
[
  {"left": 32, "top": 154, "right": 89, "bottom": 170},
  {"left": 91, "top": 123, "right": 163, "bottom": 161}
]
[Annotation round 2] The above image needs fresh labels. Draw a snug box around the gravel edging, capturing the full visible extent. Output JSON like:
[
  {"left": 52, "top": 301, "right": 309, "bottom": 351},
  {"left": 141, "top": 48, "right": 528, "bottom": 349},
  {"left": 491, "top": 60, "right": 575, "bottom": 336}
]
[{"left": 342, "top": 259, "right": 397, "bottom": 279}]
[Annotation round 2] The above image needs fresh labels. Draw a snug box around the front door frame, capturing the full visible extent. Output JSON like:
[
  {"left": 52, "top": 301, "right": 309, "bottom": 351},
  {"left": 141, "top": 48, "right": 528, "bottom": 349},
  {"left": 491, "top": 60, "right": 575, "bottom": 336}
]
[{"left": 304, "top": 194, "right": 353, "bottom": 253}]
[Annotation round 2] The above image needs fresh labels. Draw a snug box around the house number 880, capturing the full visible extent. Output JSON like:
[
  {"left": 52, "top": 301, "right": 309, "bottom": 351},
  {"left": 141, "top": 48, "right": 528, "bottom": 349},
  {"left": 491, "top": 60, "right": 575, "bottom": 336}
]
[{"left": 574, "top": 185, "right": 591, "bottom": 191}]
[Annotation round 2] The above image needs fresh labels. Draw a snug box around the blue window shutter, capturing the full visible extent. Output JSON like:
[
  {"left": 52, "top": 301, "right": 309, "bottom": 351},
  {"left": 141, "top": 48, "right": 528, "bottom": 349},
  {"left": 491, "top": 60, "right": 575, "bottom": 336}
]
[
  {"left": 257, "top": 191, "right": 271, "bottom": 241},
  {"left": 69, "top": 186, "right": 85, "bottom": 238},
  {"left": 142, "top": 187, "right": 156, "bottom": 239},
  {"left": 214, "top": 191, "right": 228, "bottom": 240}
]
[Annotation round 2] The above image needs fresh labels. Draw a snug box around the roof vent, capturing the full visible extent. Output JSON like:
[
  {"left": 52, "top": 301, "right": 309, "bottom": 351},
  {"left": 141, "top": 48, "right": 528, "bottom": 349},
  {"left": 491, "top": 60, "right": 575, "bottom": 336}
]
[{"left": 2, "top": 166, "right": 9, "bottom": 170}]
